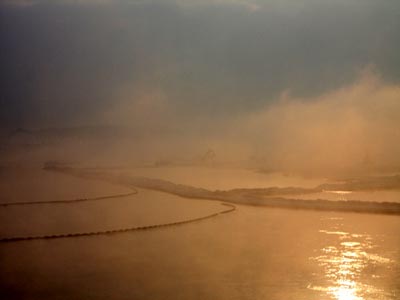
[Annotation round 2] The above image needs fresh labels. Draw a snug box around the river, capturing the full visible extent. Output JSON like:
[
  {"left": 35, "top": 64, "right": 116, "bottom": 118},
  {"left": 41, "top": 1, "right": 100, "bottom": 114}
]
[{"left": 0, "top": 167, "right": 399, "bottom": 299}]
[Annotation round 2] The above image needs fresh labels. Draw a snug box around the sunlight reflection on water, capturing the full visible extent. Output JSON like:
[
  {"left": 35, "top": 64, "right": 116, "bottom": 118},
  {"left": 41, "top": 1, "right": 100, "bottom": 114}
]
[{"left": 308, "top": 217, "right": 394, "bottom": 300}]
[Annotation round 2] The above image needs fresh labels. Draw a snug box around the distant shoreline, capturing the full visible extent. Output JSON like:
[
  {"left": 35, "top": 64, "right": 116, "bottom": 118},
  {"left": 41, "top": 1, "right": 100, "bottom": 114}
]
[{"left": 48, "top": 166, "right": 400, "bottom": 216}]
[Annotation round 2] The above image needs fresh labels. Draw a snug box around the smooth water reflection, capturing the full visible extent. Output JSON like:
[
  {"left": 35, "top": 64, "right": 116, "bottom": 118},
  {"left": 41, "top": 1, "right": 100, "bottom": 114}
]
[
  {"left": 309, "top": 217, "right": 395, "bottom": 300},
  {"left": 1, "top": 197, "right": 399, "bottom": 300}
]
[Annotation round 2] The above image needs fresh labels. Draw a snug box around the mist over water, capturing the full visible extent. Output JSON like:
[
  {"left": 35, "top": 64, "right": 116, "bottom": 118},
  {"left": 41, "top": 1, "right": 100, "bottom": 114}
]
[{"left": 1, "top": 0, "right": 400, "bottom": 299}]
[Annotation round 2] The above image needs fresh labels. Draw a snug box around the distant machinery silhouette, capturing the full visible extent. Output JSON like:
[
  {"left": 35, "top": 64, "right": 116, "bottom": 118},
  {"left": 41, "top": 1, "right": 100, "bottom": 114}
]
[{"left": 200, "top": 149, "right": 216, "bottom": 164}]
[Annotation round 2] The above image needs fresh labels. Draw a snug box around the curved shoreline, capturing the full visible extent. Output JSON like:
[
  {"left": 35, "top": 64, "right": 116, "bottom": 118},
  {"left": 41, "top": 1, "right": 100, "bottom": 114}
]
[
  {"left": 0, "top": 170, "right": 237, "bottom": 243},
  {"left": 0, "top": 191, "right": 138, "bottom": 207},
  {"left": 0, "top": 203, "right": 235, "bottom": 243}
]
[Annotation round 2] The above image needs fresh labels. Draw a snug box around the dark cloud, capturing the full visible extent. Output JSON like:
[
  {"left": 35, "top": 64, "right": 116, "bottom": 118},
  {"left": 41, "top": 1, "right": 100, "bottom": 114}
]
[{"left": 1, "top": 0, "right": 400, "bottom": 128}]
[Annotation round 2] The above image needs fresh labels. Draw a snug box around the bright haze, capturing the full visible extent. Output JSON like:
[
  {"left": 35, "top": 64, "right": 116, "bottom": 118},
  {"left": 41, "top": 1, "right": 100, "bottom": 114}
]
[{"left": 1, "top": 0, "right": 400, "bottom": 176}]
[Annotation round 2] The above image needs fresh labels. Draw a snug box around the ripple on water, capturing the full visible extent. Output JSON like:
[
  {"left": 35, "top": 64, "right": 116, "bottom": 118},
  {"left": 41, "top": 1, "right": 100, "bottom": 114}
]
[{"left": 308, "top": 219, "right": 396, "bottom": 300}]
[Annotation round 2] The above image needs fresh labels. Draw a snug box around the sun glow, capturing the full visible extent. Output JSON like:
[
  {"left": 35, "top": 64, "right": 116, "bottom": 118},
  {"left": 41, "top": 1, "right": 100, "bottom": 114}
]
[
  {"left": 308, "top": 224, "right": 385, "bottom": 300},
  {"left": 327, "top": 250, "right": 364, "bottom": 300},
  {"left": 330, "top": 284, "right": 361, "bottom": 300}
]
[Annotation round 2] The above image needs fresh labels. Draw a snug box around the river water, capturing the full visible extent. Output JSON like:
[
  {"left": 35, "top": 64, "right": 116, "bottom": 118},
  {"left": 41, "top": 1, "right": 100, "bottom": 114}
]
[
  {"left": 1, "top": 203, "right": 399, "bottom": 299},
  {"left": 0, "top": 168, "right": 399, "bottom": 299}
]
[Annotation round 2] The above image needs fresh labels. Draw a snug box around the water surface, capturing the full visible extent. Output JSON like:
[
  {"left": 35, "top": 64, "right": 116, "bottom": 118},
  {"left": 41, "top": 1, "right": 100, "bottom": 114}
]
[
  {"left": 1, "top": 205, "right": 399, "bottom": 300},
  {"left": 0, "top": 168, "right": 399, "bottom": 300}
]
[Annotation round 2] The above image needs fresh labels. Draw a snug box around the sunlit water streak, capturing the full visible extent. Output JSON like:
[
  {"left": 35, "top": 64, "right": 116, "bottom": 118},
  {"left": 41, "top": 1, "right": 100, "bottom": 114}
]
[
  {"left": 1, "top": 168, "right": 399, "bottom": 299},
  {"left": 285, "top": 190, "right": 400, "bottom": 203},
  {"left": 308, "top": 217, "right": 396, "bottom": 300}
]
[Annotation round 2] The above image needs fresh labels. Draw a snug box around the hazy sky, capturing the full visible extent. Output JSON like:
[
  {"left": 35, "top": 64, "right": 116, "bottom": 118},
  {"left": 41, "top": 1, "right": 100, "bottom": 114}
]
[
  {"left": 1, "top": 0, "right": 400, "bottom": 129},
  {"left": 1, "top": 0, "right": 400, "bottom": 174}
]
